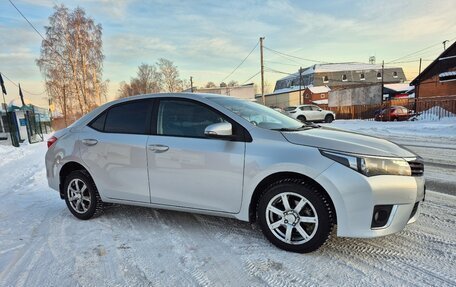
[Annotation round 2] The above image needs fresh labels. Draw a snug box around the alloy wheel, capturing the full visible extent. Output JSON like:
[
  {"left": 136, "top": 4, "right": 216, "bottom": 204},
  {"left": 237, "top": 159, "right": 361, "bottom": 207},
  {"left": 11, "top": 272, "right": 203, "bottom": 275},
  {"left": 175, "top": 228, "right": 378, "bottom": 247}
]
[{"left": 265, "top": 192, "right": 318, "bottom": 245}]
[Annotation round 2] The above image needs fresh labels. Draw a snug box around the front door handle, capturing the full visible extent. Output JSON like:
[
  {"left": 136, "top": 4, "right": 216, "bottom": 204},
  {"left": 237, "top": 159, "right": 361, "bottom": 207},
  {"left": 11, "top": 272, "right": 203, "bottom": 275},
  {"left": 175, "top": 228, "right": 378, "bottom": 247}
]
[
  {"left": 148, "top": 144, "right": 169, "bottom": 153},
  {"left": 82, "top": 139, "right": 98, "bottom": 146}
]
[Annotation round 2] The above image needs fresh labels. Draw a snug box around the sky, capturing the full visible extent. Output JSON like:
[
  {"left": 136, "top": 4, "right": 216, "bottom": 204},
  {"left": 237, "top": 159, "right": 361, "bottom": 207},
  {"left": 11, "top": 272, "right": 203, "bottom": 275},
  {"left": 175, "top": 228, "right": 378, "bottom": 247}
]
[{"left": 1, "top": 0, "right": 455, "bottom": 108}]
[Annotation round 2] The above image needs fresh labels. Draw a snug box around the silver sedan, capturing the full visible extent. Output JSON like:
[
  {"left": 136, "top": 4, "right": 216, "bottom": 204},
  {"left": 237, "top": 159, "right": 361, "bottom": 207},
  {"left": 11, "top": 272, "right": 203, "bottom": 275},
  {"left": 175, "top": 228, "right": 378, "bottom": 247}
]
[{"left": 45, "top": 93, "right": 425, "bottom": 253}]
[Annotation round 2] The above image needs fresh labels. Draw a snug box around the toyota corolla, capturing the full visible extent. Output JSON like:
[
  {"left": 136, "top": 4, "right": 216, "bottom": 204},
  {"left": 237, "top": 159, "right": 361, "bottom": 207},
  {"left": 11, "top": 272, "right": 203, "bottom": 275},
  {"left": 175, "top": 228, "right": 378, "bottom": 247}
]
[{"left": 45, "top": 93, "right": 425, "bottom": 253}]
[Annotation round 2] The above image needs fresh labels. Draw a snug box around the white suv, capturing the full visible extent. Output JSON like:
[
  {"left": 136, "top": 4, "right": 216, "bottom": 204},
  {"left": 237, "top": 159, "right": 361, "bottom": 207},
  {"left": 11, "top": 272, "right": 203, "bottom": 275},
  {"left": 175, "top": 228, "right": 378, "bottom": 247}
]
[{"left": 285, "top": 105, "right": 336, "bottom": 123}]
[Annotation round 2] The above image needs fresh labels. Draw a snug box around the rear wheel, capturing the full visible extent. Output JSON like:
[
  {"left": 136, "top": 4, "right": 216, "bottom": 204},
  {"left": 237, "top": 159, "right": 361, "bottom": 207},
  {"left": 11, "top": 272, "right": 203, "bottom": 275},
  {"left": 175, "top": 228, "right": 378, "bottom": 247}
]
[
  {"left": 257, "top": 179, "right": 334, "bottom": 253},
  {"left": 63, "top": 170, "right": 103, "bottom": 220},
  {"left": 297, "top": 115, "right": 306, "bottom": 122},
  {"left": 324, "top": 114, "right": 334, "bottom": 123}
]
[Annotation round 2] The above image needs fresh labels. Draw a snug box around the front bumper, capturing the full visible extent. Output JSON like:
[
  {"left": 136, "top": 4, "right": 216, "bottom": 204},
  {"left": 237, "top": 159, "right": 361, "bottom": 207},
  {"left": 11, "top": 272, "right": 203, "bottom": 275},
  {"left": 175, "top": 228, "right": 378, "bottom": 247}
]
[{"left": 316, "top": 163, "right": 425, "bottom": 238}]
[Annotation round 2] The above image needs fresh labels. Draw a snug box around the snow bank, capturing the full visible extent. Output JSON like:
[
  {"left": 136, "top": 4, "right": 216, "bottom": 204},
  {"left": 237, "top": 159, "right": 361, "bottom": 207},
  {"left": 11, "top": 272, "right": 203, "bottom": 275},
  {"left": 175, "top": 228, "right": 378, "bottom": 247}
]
[{"left": 326, "top": 117, "right": 456, "bottom": 139}]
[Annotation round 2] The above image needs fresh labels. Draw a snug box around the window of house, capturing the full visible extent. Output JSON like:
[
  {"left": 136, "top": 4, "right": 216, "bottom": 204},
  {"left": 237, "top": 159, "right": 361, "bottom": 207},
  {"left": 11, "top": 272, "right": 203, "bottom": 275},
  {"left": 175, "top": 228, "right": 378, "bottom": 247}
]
[
  {"left": 103, "top": 101, "right": 150, "bottom": 134},
  {"left": 157, "top": 100, "right": 226, "bottom": 138},
  {"left": 321, "top": 94, "right": 325, "bottom": 98},
  {"left": 322, "top": 76, "right": 329, "bottom": 83},
  {"left": 342, "top": 74, "right": 347, "bottom": 82},
  {"left": 360, "top": 73, "right": 365, "bottom": 81},
  {"left": 393, "top": 71, "right": 398, "bottom": 78},
  {"left": 377, "top": 72, "right": 382, "bottom": 79},
  {"left": 305, "top": 94, "right": 309, "bottom": 98}
]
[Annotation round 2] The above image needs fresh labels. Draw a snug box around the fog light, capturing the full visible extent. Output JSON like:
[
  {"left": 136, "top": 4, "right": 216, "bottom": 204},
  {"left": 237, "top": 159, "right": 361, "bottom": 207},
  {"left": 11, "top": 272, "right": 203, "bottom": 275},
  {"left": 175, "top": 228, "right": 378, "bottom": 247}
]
[{"left": 371, "top": 205, "right": 393, "bottom": 228}]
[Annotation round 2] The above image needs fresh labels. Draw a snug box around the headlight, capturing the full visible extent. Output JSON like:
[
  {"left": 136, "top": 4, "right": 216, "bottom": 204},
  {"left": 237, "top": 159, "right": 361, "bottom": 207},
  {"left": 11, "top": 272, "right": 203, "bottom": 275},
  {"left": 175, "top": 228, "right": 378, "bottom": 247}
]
[{"left": 320, "top": 150, "right": 411, "bottom": 177}]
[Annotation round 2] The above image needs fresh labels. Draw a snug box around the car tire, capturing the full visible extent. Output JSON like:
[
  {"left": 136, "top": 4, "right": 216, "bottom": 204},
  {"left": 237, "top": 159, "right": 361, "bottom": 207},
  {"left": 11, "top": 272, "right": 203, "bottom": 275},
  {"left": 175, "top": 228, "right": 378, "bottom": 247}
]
[
  {"left": 324, "top": 114, "right": 334, "bottom": 123},
  {"left": 297, "top": 115, "right": 306, "bottom": 122},
  {"left": 257, "top": 179, "right": 334, "bottom": 253},
  {"left": 63, "top": 170, "right": 104, "bottom": 220}
]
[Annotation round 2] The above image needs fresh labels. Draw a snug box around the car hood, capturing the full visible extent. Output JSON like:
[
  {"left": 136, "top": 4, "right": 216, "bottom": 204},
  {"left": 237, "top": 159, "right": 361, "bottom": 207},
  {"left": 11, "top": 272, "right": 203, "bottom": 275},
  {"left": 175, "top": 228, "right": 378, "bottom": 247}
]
[{"left": 281, "top": 127, "right": 416, "bottom": 158}]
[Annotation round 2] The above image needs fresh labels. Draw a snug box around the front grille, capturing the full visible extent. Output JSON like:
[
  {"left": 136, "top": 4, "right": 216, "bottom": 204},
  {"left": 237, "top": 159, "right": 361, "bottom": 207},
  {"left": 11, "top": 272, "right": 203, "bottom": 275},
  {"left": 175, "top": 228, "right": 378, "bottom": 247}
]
[
  {"left": 409, "top": 202, "right": 419, "bottom": 219},
  {"left": 408, "top": 160, "right": 424, "bottom": 176}
]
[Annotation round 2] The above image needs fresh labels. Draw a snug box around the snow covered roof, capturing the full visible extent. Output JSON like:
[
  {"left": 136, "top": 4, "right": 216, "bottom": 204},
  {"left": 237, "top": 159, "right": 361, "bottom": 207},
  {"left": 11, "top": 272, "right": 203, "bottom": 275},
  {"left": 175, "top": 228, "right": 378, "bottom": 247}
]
[
  {"left": 312, "top": 99, "right": 328, "bottom": 105},
  {"left": 308, "top": 85, "right": 331, "bottom": 93},
  {"left": 384, "top": 83, "right": 414, "bottom": 92},
  {"left": 281, "top": 62, "right": 401, "bottom": 78},
  {"left": 439, "top": 71, "right": 456, "bottom": 82},
  {"left": 267, "top": 86, "right": 304, "bottom": 95}
]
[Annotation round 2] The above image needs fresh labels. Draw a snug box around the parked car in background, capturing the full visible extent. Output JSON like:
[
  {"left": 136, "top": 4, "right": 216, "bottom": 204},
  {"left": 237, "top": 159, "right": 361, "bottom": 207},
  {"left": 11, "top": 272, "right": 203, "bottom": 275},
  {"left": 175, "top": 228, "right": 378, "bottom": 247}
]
[
  {"left": 375, "top": 106, "right": 412, "bottom": 121},
  {"left": 46, "top": 93, "right": 424, "bottom": 253},
  {"left": 285, "top": 105, "right": 336, "bottom": 123}
]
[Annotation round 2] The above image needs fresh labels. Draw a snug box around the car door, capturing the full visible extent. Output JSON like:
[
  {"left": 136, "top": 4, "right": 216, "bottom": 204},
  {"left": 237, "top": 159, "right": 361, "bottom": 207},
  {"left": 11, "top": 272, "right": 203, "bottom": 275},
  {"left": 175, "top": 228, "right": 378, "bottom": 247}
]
[
  {"left": 311, "top": 105, "right": 325, "bottom": 121},
  {"left": 146, "top": 98, "right": 246, "bottom": 213},
  {"left": 300, "top": 105, "right": 313, "bottom": 120},
  {"left": 79, "top": 99, "right": 153, "bottom": 203}
]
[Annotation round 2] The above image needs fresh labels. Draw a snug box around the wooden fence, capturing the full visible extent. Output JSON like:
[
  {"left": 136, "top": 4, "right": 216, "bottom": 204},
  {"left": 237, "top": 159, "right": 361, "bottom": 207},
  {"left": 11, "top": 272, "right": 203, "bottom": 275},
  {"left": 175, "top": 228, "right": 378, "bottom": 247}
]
[{"left": 318, "top": 97, "right": 456, "bottom": 120}]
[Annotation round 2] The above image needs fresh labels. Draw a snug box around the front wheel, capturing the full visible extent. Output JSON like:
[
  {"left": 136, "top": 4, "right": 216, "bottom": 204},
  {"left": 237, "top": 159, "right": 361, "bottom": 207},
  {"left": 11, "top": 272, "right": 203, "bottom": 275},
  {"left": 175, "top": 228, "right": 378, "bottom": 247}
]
[
  {"left": 63, "top": 170, "right": 104, "bottom": 220},
  {"left": 257, "top": 179, "right": 334, "bottom": 253}
]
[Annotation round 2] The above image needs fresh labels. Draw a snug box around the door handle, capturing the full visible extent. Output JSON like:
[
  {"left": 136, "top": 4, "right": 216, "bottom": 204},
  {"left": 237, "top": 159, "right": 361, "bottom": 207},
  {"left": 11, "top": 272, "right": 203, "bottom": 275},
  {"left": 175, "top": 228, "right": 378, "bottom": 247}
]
[
  {"left": 82, "top": 139, "right": 98, "bottom": 146},
  {"left": 148, "top": 144, "right": 169, "bottom": 153}
]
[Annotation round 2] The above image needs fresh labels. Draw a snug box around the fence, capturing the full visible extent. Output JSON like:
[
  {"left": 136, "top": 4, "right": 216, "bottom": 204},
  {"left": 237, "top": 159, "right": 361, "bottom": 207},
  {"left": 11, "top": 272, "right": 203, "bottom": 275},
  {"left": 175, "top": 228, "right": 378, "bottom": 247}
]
[
  {"left": 318, "top": 97, "right": 456, "bottom": 120},
  {"left": 0, "top": 106, "right": 51, "bottom": 147}
]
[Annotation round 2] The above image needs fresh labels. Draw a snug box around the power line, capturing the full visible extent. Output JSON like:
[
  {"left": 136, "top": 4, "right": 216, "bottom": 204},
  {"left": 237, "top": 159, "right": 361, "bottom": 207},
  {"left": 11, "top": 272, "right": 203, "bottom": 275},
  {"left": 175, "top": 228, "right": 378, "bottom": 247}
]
[
  {"left": 221, "top": 41, "right": 259, "bottom": 83},
  {"left": 8, "top": 0, "right": 45, "bottom": 40},
  {"left": 242, "top": 71, "right": 261, "bottom": 84},
  {"left": 264, "top": 46, "right": 327, "bottom": 64},
  {"left": 264, "top": 67, "right": 295, "bottom": 76},
  {"left": 0, "top": 72, "right": 47, "bottom": 96},
  {"left": 387, "top": 37, "right": 456, "bottom": 64},
  {"left": 265, "top": 60, "right": 298, "bottom": 67}
]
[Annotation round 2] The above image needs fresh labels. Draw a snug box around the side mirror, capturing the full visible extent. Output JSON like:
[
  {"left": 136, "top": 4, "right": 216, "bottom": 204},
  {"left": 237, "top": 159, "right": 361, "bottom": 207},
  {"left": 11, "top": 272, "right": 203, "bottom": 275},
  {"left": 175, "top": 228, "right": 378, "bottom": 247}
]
[
  {"left": 204, "top": 122, "right": 234, "bottom": 139},
  {"left": 318, "top": 108, "right": 322, "bottom": 111}
]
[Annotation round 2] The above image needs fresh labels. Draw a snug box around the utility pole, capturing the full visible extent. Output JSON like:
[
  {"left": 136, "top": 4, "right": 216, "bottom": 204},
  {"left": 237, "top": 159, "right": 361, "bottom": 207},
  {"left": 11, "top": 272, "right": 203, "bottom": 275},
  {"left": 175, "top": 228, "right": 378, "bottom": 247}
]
[
  {"left": 443, "top": 40, "right": 449, "bottom": 50},
  {"left": 415, "top": 58, "right": 422, "bottom": 113},
  {"left": 190, "top": 76, "right": 193, "bottom": 93},
  {"left": 299, "top": 67, "right": 302, "bottom": 105},
  {"left": 381, "top": 60, "right": 384, "bottom": 103},
  {"left": 260, "top": 37, "right": 265, "bottom": 105}
]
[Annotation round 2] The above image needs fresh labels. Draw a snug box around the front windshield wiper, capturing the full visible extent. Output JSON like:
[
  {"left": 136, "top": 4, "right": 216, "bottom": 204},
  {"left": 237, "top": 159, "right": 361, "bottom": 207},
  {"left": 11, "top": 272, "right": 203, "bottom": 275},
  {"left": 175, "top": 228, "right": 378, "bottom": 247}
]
[{"left": 271, "top": 124, "right": 319, "bottom": 132}]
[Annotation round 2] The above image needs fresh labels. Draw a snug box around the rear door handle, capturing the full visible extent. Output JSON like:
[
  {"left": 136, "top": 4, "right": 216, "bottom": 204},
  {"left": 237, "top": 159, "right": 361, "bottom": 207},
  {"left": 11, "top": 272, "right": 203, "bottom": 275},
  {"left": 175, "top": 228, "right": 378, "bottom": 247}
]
[
  {"left": 82, "top": 139, "right": 98, "bottom": 146},
  {"left": 148, "top": 144, "right": 169, "bottom": 153}
]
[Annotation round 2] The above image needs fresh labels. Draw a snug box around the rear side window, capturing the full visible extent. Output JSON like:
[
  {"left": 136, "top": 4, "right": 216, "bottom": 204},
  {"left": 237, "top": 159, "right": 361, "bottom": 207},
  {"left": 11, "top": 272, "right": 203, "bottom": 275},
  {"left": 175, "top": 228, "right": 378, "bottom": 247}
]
[
  {"left": 89, "top": 112, "right": 106, "bottom": 131},
  {"left": 103, "top": 101, "right": 150, "bottom": 134}
]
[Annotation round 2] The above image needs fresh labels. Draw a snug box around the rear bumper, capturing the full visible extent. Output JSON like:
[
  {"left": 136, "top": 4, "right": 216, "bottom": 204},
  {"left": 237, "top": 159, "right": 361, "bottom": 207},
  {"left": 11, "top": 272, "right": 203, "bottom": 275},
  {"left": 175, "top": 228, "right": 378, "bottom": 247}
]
[{"left": 316, "top": 163, "right": 425, "bottom": 238}]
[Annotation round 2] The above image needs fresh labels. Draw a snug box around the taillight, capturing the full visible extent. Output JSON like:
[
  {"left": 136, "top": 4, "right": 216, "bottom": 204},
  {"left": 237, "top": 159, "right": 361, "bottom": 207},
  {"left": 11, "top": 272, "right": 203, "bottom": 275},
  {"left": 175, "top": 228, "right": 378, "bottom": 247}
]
[{"left": 47, "top": 136, "right": 58, "bottom": 148}]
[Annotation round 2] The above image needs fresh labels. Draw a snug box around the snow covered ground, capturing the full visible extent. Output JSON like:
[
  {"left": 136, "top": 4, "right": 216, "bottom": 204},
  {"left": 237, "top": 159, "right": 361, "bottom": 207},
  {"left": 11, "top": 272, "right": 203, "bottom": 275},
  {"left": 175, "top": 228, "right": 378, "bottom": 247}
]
[{"left": 1, "top": 123, "right": 455, "bottom": 286}]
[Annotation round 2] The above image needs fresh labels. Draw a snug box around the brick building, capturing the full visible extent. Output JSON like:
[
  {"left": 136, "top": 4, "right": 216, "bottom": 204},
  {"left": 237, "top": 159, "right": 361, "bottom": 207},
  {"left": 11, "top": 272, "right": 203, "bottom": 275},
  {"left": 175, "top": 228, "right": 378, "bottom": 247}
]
[{"left": 410, "top": 41, "right": 456, "bottom": 99}]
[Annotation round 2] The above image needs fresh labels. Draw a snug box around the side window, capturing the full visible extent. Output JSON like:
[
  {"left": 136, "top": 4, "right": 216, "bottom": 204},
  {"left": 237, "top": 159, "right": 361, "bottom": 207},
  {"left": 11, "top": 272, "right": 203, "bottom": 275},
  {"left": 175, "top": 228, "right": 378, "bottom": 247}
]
[
  {"left": 104, "top": 101, "right": 150, "bottom": 134},
  {"left": 311, "top": 106, "right": 320, "bottom": 111},
  {"left": 89, "top": 112, "right": 106, "bottom": 131},
  {"left": 157, "top": 100, "right": 226, "bottom": 138},
  {"left": 301, "top": 106, "right": 312, "bottom": 111}
]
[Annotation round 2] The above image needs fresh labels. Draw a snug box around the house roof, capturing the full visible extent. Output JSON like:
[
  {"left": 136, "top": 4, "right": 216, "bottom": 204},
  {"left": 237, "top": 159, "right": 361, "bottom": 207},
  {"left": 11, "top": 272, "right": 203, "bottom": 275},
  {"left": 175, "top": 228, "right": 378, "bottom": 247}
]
[
  {"left": 410, "top": 41, "right": 456, "bottom": 85},
  {"left": 278, "top": 62, "right": 402, "bottom": 79},
  {"left": 307, "top": 85, "right": 331, "bottom": 93},
  {"left": 383, "top": 83, "right": 414, "bottom": 92}
]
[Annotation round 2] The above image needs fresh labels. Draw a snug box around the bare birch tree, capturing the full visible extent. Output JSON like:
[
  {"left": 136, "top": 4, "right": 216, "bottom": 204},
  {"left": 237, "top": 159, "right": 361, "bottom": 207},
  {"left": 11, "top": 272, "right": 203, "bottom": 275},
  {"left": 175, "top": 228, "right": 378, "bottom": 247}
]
[
  {"left": 157, "top": 58, "right": 182, "bottom": 93},
  {"left": 37, "top": 5, "right": 106, "bottom": 125},
  {"left": 118, "top": 60, "right": 185, "bottom": 98}
]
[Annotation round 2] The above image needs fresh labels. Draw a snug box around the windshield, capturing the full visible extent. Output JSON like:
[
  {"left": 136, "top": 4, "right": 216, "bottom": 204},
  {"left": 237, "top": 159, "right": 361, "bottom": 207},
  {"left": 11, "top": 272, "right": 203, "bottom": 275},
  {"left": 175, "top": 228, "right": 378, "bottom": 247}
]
[{"left": 208, "top": 97, "right": 308, "bottom": 130}]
